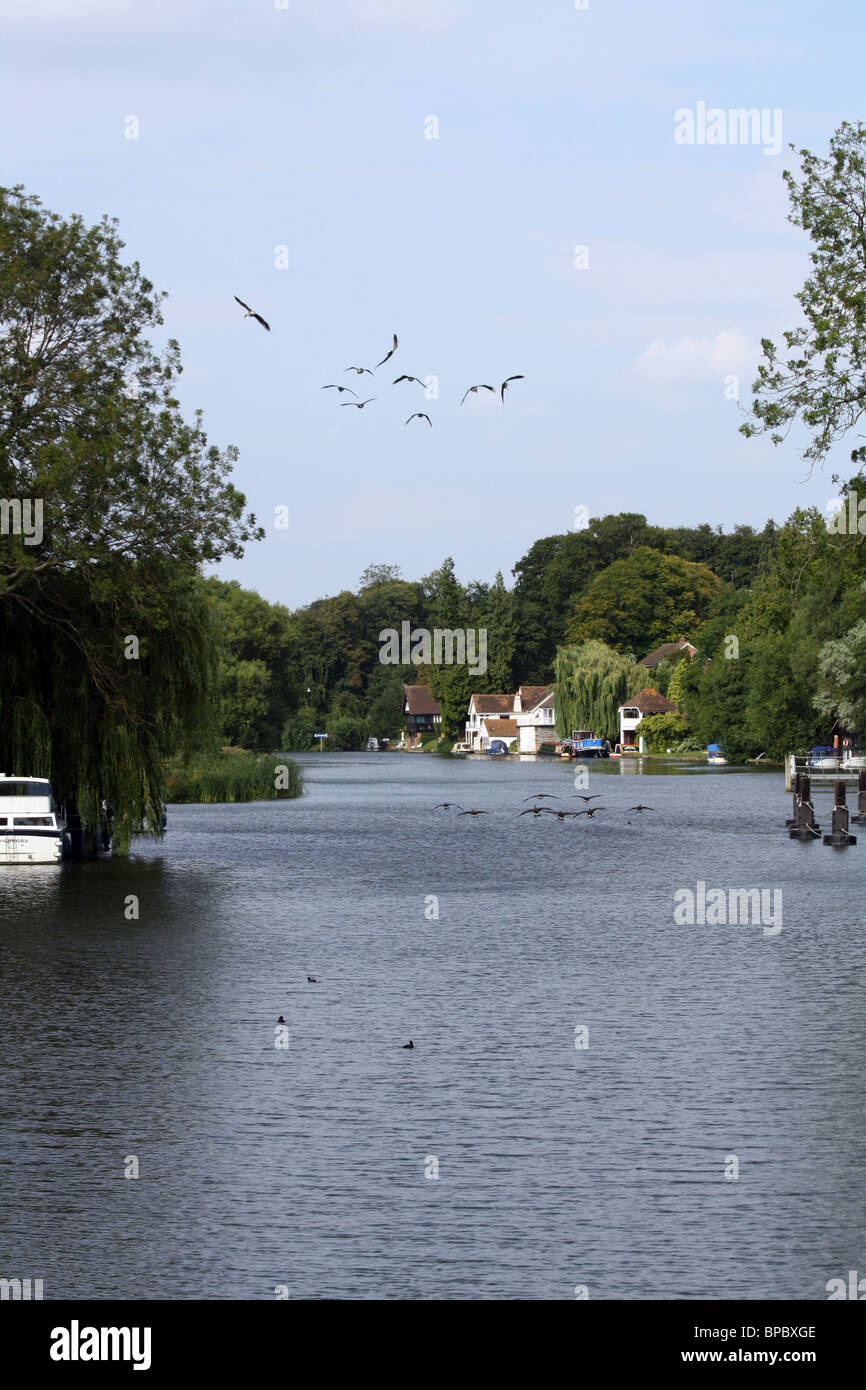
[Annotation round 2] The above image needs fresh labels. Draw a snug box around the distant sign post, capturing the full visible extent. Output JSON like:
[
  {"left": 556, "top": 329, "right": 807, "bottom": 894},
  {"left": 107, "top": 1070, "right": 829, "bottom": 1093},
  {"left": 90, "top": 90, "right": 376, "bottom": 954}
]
[{"left": 314, "top": 733, "right": 328, "bottom": 752}]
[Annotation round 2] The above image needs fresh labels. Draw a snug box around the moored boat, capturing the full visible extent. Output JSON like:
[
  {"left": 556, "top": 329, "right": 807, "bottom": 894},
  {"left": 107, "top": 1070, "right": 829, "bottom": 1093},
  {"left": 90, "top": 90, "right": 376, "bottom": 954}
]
[
  {"left": 707, "top": 743, "right": 728, "bottom": 765},
  {"left": 0, "top": 774, "right": 67, "bottom": 864}
]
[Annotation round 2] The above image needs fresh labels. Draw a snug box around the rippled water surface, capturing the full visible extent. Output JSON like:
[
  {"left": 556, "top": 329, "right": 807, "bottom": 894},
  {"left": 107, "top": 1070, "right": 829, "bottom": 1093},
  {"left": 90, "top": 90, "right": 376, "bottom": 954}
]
[{"left": 1, "top": 753, "right": 864, "bottom": 1299}]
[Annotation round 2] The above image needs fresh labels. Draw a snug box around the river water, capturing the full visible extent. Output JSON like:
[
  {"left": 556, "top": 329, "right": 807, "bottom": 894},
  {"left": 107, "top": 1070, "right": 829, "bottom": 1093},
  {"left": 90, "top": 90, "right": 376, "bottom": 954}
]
[{"left": 0, "top": 752, "right": 863, "bottom": 1300}]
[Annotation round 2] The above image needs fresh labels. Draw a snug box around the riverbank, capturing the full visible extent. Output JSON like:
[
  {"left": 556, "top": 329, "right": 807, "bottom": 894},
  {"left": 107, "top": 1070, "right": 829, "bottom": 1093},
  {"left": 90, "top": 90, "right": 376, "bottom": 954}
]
[{"left": 164, "top": 750, "right": 303, "bottom": 803}]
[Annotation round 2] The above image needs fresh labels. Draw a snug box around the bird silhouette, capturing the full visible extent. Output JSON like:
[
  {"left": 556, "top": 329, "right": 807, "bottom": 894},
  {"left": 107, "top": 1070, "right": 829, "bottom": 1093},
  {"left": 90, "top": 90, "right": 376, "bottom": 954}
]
[
  {"left": 376, "top": 334, "right": 398, "bottom": 368},
  {"left": 571, "top": 794, "right": 602, "bottom": 802},
  {"left": 539, "top": 808, "right": 581, "bottom": 821},
  {"left": 341, "top": 398, "right": 376, "bottom": 409},
  {"left": 345, "top": 366, "right": 375, "bottom": 376},
  {"left": 393, "top": 375, "right": 426, "bottom": 388},
  {"left": 307, "top": 976, "right": 317, "bottom": 983},
  {"left": 234, "top": 296, "right": 270, "bottom": 330},
  {"left": 322, "top": 384, "right": 357, "bottom": 396},
  {"left": 460, "top": 384, "right": 496, "bottom": 404},
  {"left": 518, "top": 806, "right": 546, "bottom": 817},
  {"left": 576, "top": 806, "right": 604, "bottom": 818},
  {"left": 402, "top": 1040, "right": 414, "bottom": 1049},
  {"left": 405, "top": 413, "right": 432, "bottom": 427},
  {"left": 523, "top": 793, "right": 558, "bottom": 802},
  {"left": 277, "top": 1015, "right": 286, "bottom": 1024},
  {"left": 627, "top": 804, "right": 655, "bottom": 813},
  {"left": 500, "top": 374, "right": 524, "bottom": 404},
  {"left": 457, "top": 809, "right": 488, "bottom": 817},
  {"left": 433, "top": 802, "right": 462, "bottom": 810}
]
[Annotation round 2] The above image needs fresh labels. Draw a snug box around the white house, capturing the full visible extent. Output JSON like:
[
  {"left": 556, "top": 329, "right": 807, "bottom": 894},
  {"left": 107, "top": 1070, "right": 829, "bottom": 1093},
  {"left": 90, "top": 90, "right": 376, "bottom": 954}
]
[
  {"left": 515, "top": 690, "right": 558, "bottom": 753},
  {"left": 465, "top": 686, "right": 552, "bottom": 752},
  {"left": 618, "top": 688, "right": 680, "bottom": 750}
]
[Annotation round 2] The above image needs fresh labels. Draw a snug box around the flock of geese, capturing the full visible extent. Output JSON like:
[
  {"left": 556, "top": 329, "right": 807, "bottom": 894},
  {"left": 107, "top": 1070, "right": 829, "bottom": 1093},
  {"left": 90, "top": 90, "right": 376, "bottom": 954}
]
[
  {"left": 433, "top": 793, "right": 656, "bottom": 823},
  {"left": 233, "top": 300, "right": 524, "bottom": 427}
]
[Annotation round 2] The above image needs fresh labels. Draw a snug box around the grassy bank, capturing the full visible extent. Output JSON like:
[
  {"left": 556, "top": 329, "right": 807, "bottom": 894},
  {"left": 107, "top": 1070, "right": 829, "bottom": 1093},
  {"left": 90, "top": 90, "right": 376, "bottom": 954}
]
[{"left": 164, "top": 750, "right": 303, "bottom": 804}]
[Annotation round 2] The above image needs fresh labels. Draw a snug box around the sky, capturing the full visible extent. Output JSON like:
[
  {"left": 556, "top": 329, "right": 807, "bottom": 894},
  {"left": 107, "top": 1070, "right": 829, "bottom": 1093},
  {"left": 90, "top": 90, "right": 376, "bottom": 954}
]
[{"left": 2, "top": 0, "right": 864, "bottom": 608}]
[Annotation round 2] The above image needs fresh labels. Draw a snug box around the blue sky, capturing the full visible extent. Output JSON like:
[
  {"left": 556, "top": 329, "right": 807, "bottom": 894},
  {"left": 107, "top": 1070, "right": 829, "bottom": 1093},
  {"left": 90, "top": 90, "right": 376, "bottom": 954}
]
[{"left": 2, "top": 0, "right": 864, "bottom": 607}]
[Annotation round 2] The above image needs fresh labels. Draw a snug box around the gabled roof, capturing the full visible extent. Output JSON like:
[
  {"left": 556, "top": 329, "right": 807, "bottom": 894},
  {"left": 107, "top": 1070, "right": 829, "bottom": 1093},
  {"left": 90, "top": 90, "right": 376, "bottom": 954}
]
[
  {"left": 518, "top": 684, "right": 550, "bottom": 711},
  {"left": 622, "top": 688, "right": 680, "bottom": 715},
  {"left": 470, "top": 693, "right": 515, "bottom": 714},
  {"left": 639, "top": 640, "right": 696, "bottom": 667},
  {"left": 482, "top": 718, "right": 519, "bottom": 737},
  {"left": 403, "top": 684, "right": 441, "bottom": 716}
]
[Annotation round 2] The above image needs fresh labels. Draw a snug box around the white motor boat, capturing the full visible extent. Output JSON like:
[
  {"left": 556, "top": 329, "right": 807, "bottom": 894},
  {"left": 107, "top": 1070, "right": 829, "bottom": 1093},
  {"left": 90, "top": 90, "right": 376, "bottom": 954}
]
[{"left": 0, "top": 774, "right": 67, "bottom": 864}]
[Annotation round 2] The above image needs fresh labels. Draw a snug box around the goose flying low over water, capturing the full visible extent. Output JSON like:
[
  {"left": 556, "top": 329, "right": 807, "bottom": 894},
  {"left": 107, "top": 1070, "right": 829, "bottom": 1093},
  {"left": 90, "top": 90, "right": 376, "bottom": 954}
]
[
  {"left": 433, "top": 802, "right": 463, "bottom": 810},
  {"left": 576, "top": 806, "right": 604, "bottom": 818},
  {"left": 571, "top": 794, "right": 602, "bottom": 802},
  {"left": 376, "top": 334, "right": 398, "bottom": 368},
  {"left": 341, "top": 398, "right": 377, "bottom": 409},
  {"left": 539, "top": 808, "right": 581, "bottom": 821},
  {"left": 460, "top": 384, "right": 495, "bottom": 404},
  {"left": 457, "top": 809, "right": 488, "bottom": 816},
  {"left": 500, "top": 374, "right": 524, "bottom": 403},
  {"left": 322, "top": 384, "right": 358, "bottom": 395},
  {"left": 627, "top": 804, "right": 655, "bottom": 813},
  {"left": 518, "top": 806, "right": 546, "bottom": 817},
  {"left": 523, "top": 793, "right": 558, "bottom": 801},
  {"left": 234, "top": 296, "right": 270, "bottom": 330},
  {"left": 405, "top": 413, "right": 432, "bottom": 427}
]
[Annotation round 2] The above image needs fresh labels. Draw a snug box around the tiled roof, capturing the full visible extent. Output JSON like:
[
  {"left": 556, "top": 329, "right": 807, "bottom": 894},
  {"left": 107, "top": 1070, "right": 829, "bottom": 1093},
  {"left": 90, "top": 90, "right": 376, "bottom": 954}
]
[
  {"left": 404, "top": 684, "right": 441, "bottom": 716},
  {"left": 471, "top": 694, "right": 515, "bottom": 714},
  {"left": 639, "top": 640, "right": 696, "bottom": 667},
  {"left": 626, "top": 688, "right": 680, "bottom": 714},
  {"left": 518, "top": 684, "right": 550, "bottom": 711},
  {"left": 483, "top": 718, "right": 519, "bottom": 737}
]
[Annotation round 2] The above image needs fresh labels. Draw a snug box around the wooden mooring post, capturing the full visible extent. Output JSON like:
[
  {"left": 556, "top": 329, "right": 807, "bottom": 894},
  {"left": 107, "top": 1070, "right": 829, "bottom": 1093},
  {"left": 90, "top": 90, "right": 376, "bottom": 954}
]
[
  {"left": 851, "top": 768, "right": 866, "bottom": 825},
  {"left": 823, "top": 780, "right": 858, "bottom": 846},
  {"left": 788, "top": 772, "right": 821, "bottom": 839}
]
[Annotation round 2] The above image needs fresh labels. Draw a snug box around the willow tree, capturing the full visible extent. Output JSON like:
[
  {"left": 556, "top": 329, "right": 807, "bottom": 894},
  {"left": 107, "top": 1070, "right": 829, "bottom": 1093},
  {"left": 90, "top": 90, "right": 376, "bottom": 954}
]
[
  {"left": 0, "top": 186, "right": 261, "bottom": 850},
  {"left": 554, "top": 640, "right": 644, "bottom": 741}
]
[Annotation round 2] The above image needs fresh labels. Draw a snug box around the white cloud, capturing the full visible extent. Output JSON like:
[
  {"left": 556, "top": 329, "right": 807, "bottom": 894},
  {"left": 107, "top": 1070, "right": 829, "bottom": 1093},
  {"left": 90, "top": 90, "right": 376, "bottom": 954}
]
[{"left": 631, "top": 329, "right": 757, "bottom": 386}]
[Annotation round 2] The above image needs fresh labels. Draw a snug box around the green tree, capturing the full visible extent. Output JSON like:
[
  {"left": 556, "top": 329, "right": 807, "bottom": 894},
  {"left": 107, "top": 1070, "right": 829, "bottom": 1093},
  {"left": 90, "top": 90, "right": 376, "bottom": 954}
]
[
  {"left": 566, "top": 547, "right": 722, "bottom": 655},
  {"left": 741, "top": 121, "right": 866, "bottom": 471},
  {"left": 0, "top": 187, "right": 260, "bottom": 848},
  {"left": 553, "top": 640, "right": 643, "bottom": 741}
]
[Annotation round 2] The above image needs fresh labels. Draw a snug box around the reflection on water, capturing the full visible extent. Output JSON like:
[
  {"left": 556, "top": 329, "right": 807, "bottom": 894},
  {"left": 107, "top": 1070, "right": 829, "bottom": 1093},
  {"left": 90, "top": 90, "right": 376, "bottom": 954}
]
[{"left": 0, "top": 753, "right": 864, "bottom": 1300}]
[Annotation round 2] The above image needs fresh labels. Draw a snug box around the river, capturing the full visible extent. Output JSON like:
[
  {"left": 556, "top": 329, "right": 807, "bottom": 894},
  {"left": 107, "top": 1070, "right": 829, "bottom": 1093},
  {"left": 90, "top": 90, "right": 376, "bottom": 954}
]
[{"left": 0, "top": 753, "right": 863, "bottom": 1300}]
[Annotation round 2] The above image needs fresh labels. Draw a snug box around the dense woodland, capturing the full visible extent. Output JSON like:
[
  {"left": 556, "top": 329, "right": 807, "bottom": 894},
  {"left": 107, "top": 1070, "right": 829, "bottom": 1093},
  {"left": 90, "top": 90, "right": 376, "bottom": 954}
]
[{"left": 209, "top": 496, "right": 864, "bottom": 760}]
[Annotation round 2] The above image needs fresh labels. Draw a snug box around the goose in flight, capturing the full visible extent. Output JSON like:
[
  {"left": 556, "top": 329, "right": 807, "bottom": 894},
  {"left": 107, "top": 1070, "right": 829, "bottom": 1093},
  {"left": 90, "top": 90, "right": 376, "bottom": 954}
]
[
  {"left": 518, "top": 806, "right": 547, "bottom": 817},
  {"left": 500, "top": 374, "right": 524, "bottom": 404},
  {"left": 433, "top": 802, "right": 462, "bottom": 810},
  {"left": 345, "top": 366, "right": 375, "bottom": 376},
  {"left": 393, "top": 375, "right": 426, "bottom": 388},
  {"left": 376, "top": 334, "right": 398, "bottom": 368},
  {"left": 234, "top": 296, "right": 270, "bottom": 331},
  {"left": 523, "top": 793, "right": 558, "bottom": 802},
  {"left": 460, "top": 384, "right": 496, "bottom": 405},
  {"left": 405, "top": 413, "right": 432, "bottom": 427},
  {"left": 322, "top": 384, "right": 358, "bottom": 395},
  {"left": 341, "top": 398, "right": 377, "bottom": 409},
  {"left": 576, "top": 806, "right": 604, "bottom": 818},
  {"left": 571, "top": 794, "right": 601, "bottom": 802},
  {"left": 540, "top": 808, "right": 581, "bottom": 821},
  {"left": 627, "top": 804, "right": 655, "bottom": 813},
  {"left": 457, "top": 809, "right": 488, "bottom": 817}
]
